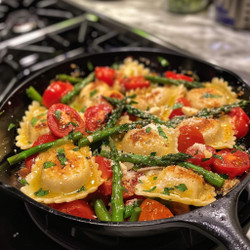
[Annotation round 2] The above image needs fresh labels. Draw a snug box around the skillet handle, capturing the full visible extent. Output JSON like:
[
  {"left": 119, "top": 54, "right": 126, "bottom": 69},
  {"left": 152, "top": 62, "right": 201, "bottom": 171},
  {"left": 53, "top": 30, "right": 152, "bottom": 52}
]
[{"left": 181, "top": 177, "right": 250, "bottom": 250}]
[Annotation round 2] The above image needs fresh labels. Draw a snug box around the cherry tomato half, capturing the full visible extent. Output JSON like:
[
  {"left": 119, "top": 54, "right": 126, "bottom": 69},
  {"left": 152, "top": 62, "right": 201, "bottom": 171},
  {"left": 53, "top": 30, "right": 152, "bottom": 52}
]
[
  {"left": 169, "top": 97, "right": 191, "bottom": 119},
  {"left": 25, "top": 134, "right": 58, "bottom": 172},
  {"left": 229, "top": 107, "right": 249, "bottom": 138},
  {"left": 178, "top": 125, "right": 205, "bottom": 153},
  {"left": 138, "top": 198, "right": 173, "bottom": 221},
  {"left": 95, "top": 67, "right": 116, "bottom": 86},
  {"left": 120, "top": 76, "right": 150, "bottom": 90},
  {"left": 47, "top": 103, "right": 85, "bottom": 137},
  {"left": 42, "top": 81, "right": 73, "bottom": 108},
  {"left": 95, "top": 156, "right": 113, "bottom": 196},
  {"left": 186, "top": 143, "right": 216, "bottom": 171},
  {"left": 49, "top": 200, "right": 96, "bottom": 219},
  {"left": 212, "top": 149, "right": 250, "bottom": 178},
  {"left": 84, "top": 104, "right": 113, "bottom": 132},
  {"left": 165, "top": 71, "right": 194, "bottom": 82}
]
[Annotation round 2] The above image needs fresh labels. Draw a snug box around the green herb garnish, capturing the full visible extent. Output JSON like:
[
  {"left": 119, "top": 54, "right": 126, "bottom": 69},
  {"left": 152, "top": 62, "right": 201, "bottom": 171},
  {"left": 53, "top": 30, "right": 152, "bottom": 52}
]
[
  {"left": 31, "top": 117, "right": 38, "bottom": 127},
  {"left": 87, "top": 61, "right": 93, "bottom": 71},
  {"left": 163, "top": 187, "right": 174, "bottom": 195},
  {"left": 43, "top": 161, "right": 56, "bottom": 169},
  {"left": 172, "top": 103, "right": 183, "bottom": 110},
  {"left": 80, "top": 106, "right": 87, "bottom": 113},
  {"left": 77, "top": 186, "right": 86, "bottom": 193},
  {"left": 8, "top": 123, "right": 15, "bottom": 131},
  {"left": 219, "top": 174, "right": 229, "bottom": 180},
  {"left": 139, "top": 179, "right": 144, "bottom": 184},
  {"left": 54, "top": 110, "right": 61, "bottom": 121},
  {"left": 143, "top": 186, "right": 157, "bottom": 192},
  {"left": 90, "top": 89, "right": 98, "bottom": 98},
  {"left": 150, "top": 152, "right": 156, "bottom": 156},
  {"left": 123, "top": 187, "right": 128, "bottom": 193},
  {"left": 57, "top": 148, "right": 68, "bottom": 167},
  {"left": 175, "top": 183, "right": 188, "bottom": 192},
  {"left": 34, "top": 188, "right": 49, "bottom": 197},
  {"left": 20, "top": 178, "right": 29, "bottom": 186},
  {"left": 146, "top": 127, "right": 151, "bottom": 133},
  {"left": 213, "top": 154, "right": 224, "bottom": 161},
  {"left": 72, "top": 147, "right": 80, "bottom": 151},
  {"left": 201, "top": 158, "right": 210, "bottom": 162},
  {"left": 153, "top": 176, "right": 157, "bottom": 180}
]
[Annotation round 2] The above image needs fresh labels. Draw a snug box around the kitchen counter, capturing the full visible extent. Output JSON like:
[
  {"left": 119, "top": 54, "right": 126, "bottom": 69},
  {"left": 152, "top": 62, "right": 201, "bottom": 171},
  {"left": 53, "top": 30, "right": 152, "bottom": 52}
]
[{"left": 66, "top": 0, "right": 250, "bottom": 82}]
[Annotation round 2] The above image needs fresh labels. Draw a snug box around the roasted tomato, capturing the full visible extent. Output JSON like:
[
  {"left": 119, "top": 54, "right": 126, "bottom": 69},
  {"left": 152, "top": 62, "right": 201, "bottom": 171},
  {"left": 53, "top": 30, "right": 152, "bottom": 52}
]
[
  {"left": 25, "top": 134, "right": 58, "bottom": 172},
  {"left": 42, "top": 81, "right": 73, "bottom": 108},
  {"left": 120, "top": 76, "right": 150, "bottom": 90},
  {"left": 178, "top": 125, "right": 205, "bottom": 153},
  {"left": 95, "top": 156, "right": 113, "bottom": 196},
  {"left": 49, "top": 200, "right": 96, "bottom": 219},
  {"left": 47, "top": 103, "right": 85, "bottom": 137},
  {"left": 229, "top": 107, "right": 249, "bottom": 138},
  {"left": 95, "top": 67, "right": 116, "bottom": 86},
  {"left": 165, "top": 71, "right": 194, "bottom": 82},
  {"left": 84, "top": 104, "right": 113, "bottom": 132},
  {"left": 169, "top": 97, "right": 191, "bottom": 119},
  {"left": 212, "top": 149, "right": 250, "bottom": 178},
  {"left": 186, "top": 143, "right": 216, "bottom": 171},
  {"left": 138, "top": 198, "right": 173, "bottom": 221}
]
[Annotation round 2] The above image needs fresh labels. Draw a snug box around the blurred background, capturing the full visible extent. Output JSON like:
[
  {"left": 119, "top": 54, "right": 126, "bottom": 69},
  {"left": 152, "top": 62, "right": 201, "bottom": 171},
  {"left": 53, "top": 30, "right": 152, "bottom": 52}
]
[{"left": 0, "top": 0, "right": 249, "bottom": 249}]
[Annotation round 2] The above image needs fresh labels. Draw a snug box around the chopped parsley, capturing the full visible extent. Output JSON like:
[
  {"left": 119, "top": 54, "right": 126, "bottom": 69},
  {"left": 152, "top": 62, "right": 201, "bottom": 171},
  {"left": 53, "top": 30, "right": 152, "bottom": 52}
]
[
  {"left": 146, "top": 127, "right": 151, "bottom": 133},
  {"left": 146, "top": 106, "right": 150, "bottom": 111},
  {"left": 233, "top": 145, "right": 245, "bottom": 151},
  {"left": 72, "top": 147, "right": 80, "bottom": 152},
  {"left": 19, "top": 178, "right": 29, "bottom": 186},
  {"left": 7, "top": 123, "right": 15, "bottom": 131},
  {"left": 129, "top": 94, "right": 137, "bottom": 99},
  {"left": 143, "top": 186, "right": 156, "bottom": 192},
  {"left": 80, "top": 106, "right": 87, "bottom": 113},
  {"left": 150, "top": 152, "right": 156, "bottom": 156},
  {"left": 219, "top": 174, "right": 229, "bottom": 180},
  {"left": 139, "top": 179, "right": 144, "bottom": 184},
  {"left": 54, "top": 110, "right": 61, "bottom": 121},
  {"left": 175, "top": 183, "right": 188, "bottom": 192},
  {"left": 40, "top": 119, "right": 47, "bottom": 123},
  {"left": 157, "top": 126, "right": 168, "bottom": 140},
  {"left": 201, "top": 157, "right": 210, "bottom": 162},
  {"left": 89, "top": 89, "right": 98, "bottom": 98},
  {"left": 202, "top": 93, "right": 222, "bottom": 98},
  {"left": 77, "top": 186, "right": 86, "bottom": 193},
  {"left": 172, "top": 103, "right": 183, "bottom": 110},
  {"left": 212, "top": 154, "right": 224, "bottom": 161},
  {"left": 123, "top": 187, "right": 128, "bottom": 193},
  {"left": 87, "top": 61, "right": 93, "bottom": 71},
  {"left": 57, "top": 148, "right": 68, "bottom": 167},
  {"left": 163, "top": 187, "right": 174, "bottom": 195},
  {"left": 34, "top": 188, "right": 49, "bottom": 197},
  {"left": 37, "top": 112, "right": 47, "bottom": 118},
  {"left": 194, "top": 150, "right": 199, "bottom": 156},
  {"left": 67, "top": 121, "right": 78, "bottom": 127},
  {"left": 31, "top": 117, "right": 38, "bottom": 127},
  {"left": 153, "top": 176, "right": 157, "bottom": 180},
  {"left": 43, "top": 161, "right": 56, "bottom": 169},
  {"left": 129, "top": 100, "right": 138, "bottom": 105},
  {"left": 157, "top": 56, "right": 170, "bottom": 67}
]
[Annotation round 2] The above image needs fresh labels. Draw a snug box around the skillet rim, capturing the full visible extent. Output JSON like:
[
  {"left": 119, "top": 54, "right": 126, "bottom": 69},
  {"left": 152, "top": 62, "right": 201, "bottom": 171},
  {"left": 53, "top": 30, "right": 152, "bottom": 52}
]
[{"left": 0, "top": 47, "right": 249, "bottom": 229}]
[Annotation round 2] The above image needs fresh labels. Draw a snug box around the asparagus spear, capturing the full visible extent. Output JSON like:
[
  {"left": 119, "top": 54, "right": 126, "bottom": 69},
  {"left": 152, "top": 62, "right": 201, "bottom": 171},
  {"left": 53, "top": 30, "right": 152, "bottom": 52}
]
[
  {"left": 56, "top": 74, "right": 84, "bottom": 84},
  {"left": 100, "top": 150, "right": 191, "bottom": 166},
  {"left": 7, "top": 131, "right": 83, "bottom": 166},
  {"left": 129, "top": 207, "right": 141, "bottom": 222},
  {"left": 145, "top": 75, "right": 204, "bottom": 89},
  {"left": 94, "top": 199, "right": 111, "bottom": 221},
  {"left": 61, "top": 72, "right": 95, "bottom": 104},
  {"left": 26, "top": 86, "right": 43, "bottom": 105},
  {"left": 109, "top": 137, "right": 124, "bottom": 222},
  {"left": 78, "top": 120, "right": 150, "bottom": 148},
  {"left": 100, "top": 150, "right": 224, "bottom": 188}
]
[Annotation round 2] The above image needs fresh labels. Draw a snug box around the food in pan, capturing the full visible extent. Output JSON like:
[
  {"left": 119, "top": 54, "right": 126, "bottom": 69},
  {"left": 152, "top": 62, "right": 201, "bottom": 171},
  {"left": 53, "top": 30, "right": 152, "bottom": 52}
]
[{"left": 7, "top": 57, "right": 250, "bottom": 222}]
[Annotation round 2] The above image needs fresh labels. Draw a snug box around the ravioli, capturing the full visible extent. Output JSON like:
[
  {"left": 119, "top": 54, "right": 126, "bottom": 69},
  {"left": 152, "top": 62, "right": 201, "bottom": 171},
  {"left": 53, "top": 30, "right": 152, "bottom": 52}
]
[
  {"left": 178, "top": 116, "right": 235, "bottom": 149},
  {"left": 135, "top": 165, "right": 216, "bottom": 206},
  {"left": 16, "top": 101, "right": 49, "bottom": 149},
  {"left": 121, "top": 124, "right": 179, "bottom": 156},
  {"left": 21, "top": 143, "right": 103, "bottom": 204}
]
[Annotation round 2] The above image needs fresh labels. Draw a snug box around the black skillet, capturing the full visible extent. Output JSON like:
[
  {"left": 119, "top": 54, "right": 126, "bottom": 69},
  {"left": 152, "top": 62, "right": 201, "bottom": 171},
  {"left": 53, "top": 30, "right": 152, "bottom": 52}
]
[{"left": 0, "top": 48, "right": 249, "bottom": 250}]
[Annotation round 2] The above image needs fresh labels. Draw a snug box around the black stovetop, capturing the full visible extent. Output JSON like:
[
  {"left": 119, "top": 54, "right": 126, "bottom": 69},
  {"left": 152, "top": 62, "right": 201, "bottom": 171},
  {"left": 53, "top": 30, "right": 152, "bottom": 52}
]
[{"left": 0, "top": 1, "right": 249, "bottom": 249}]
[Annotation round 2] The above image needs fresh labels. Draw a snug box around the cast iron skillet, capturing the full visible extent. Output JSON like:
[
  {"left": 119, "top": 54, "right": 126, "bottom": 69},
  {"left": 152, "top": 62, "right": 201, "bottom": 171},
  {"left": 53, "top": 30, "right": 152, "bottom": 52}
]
[{"left": 0, "top": 48, "right": 249, "bottom": 250}]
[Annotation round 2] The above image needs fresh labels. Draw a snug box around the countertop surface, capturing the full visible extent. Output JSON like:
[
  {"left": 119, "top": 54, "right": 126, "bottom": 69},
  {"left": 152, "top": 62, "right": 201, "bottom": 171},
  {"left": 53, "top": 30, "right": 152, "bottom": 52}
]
[{"left": 66, "top": 0, "right": 250, "bottom": 82}]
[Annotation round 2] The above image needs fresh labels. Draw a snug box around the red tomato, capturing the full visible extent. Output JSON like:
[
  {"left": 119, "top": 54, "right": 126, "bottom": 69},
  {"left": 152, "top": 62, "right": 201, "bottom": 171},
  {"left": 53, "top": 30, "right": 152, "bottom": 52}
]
[
  {"left": 42, "top": 81, "right": 73, "bottom": 108},
  {"left": 109, "top": 92, "right": 124, "bottom": 100},
  {"left": 25, "top": 134, "right": 58, "bottom": 172},
  {"left": 84, "top": 104, "right": 112, "bottom": 132},
  {"left": 95, "top": 67, "right": 116, "bottom": 86},
  {"left": 186, "top": 143, "right": 216, "bottom": 171},
  {"left": 212, "top": 149, "right": 250, "bottom": 178},
  {"left": 49, "top": 200, "right": 95, "bottom": 219},
  {"left": 169, "top": 97, "right": 191, "bottom": 119},
  {"left": 165, "top": 71, "right": 194, "bottom": 82},
  {"left": 95, "top": 156, "right": 113, "bottom": 196},
  {"left": 138, "top": 198, "right": 173, "bottom": 221},
  {"left": 120, "top": 76, "right": 150, "bottom": 90},
  {"left": 47, "top": 103, "right": 85, "bottom": 137},
  {"left": 178, "top": 125, "right": 205, "bottom": 153},
  {"left": 229, "top": 107, "right": 249, "bottom": 138}
]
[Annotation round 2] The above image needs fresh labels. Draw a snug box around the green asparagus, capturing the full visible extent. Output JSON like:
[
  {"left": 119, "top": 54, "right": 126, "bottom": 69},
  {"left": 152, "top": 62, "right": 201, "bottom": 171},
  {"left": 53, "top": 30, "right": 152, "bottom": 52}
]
[
  {"left": 56, "top": 74, "right": 83, "bottom": 84},
  {"left": 26, "top": 86, "right": 43, "bottom": 105},
  {"left": 129, "top": 207, "right": 141, "bottom": 222},
  {"left": 94, "top": 199, "right": 111, "bottom": 221},
  {"left": 61, "top": 72, "right": 95, "bottom": 104}
]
